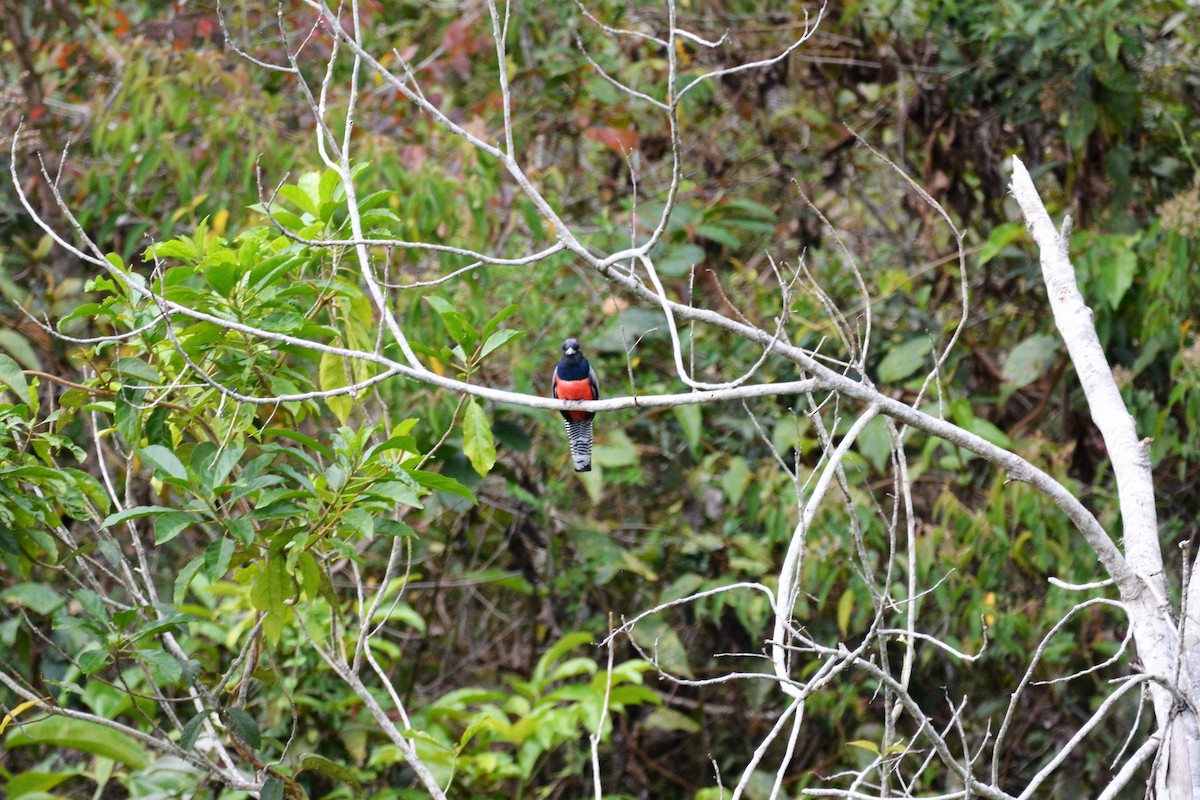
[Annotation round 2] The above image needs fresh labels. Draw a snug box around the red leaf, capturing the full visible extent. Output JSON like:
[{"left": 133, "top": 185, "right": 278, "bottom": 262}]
[
  {"left": 584, "top": 126, "right": 640, "bottom": 156},
  {"left": 441, "top": 19, "right": 473, "bottom": 56},
  {"left": 113, "top": 11, "right": 131, "bottom": 40}
]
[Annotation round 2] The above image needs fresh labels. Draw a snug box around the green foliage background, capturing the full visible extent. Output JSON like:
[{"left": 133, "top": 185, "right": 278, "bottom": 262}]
[{"left": 1, "top": 0, "right": 1198, "bottom": 797}]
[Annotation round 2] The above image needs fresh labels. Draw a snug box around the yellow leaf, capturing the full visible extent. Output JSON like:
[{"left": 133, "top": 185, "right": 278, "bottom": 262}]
[
  {"left": 674, "top": 37, "right": 691, "bottom": 66},
  {"left": 601, "top": 296, "right": 629, "bottom": 315},
  {"left": 837, "top": 588, "right": 855, "bottom": 637},
  {"left": 0, "top": 697, "right": 48, "bottom": 735},
  {"left": 319, "top": 351, "right": 352, "bottom": 424}
]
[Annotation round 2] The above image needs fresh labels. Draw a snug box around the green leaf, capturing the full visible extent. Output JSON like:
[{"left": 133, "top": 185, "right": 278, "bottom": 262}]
[
  {"left": 0, "top": 353, "right": 29, "bottom": 401},
  {"left": 855, "top": 416, "right": 892, "bottom": 473},
  {"left": 462, "top": 399, "right": 497, "bottom": 477},
  {"left": 369, "top": 600, "right": 426, "bottom": 632},
  {"left": 140, "top": 648, "right": 183, "bottom": 685},
  {"left": 480, "top": 328, "right": 523, "bottom": 359},
  {"left": 695, "top": 222, "right": 740, "bottom": 249},
  {"left": 875, "top": 337, "right": 932, "bottom": 383},
  {"left": 661, "top": 574, "right": 705, "bottom": 604},
  {"left": 589, "top": 75, "right": 619, "bottom": 105},
  {"left": 368, "top": 481, "right": 423, "bottom": 509},
  {"left": 200, "top": 444, "right": 244, "bottom": 490},
  {"left": 642, "top": 706, "right": 701, "bottom": 734},
  {"left": 967, "top": 416, "right": 1012, "bottom": 449},
  {"left": 425, "top": 296, "right": 479, "bottom": 350},
  {"left": 154, "top": 511, "right": 194, "bottom": 545},
  {"left": 590, "top": 308, "right": 665, "bottom": 352},
  {"left": 138, "top": 445, "right": 188, "bottom": 484},
  {"left": 260, "top": 428, "right": 333, "bottom": 459},
  {"left": 6, "top": 771, "right": 76, "bottom": 798},
  {"left": 203, "top": 259, "right": 239, "bottom": 297},
  {"left": 364, "top": 434, "right": 419, "bottom": 462},
  {"left": 115, "top": 388, "right": 143, "bottom": 445},
  {"left": 106, "top": 251, "right": 127, "bottom": 273},
  {"left": 629, "top": 618, "right": 691, "bottom": 678},
  {"left": 261, "top": 776, "right": 285, "bottom": 800},
  {"left": 410, "top": 469, "right": 476, "bottom": 501},
  {"left": 1104, "top": 26, "right": 1121, "bottom": 61},
  {"left": 608, "top": 683, "right": 660, "bottom": 708},
  {"left": 721, "top": 456, "right": 751, "bottom": 506},
  {"left": 3, "top": 582, "right": 65, "bottom": 615},
  {"left": 656, "top": 243, "right": 706, "bottom": 277},
  {"left": 1001, "top": 335, "right": 1060, "bottom": 391},
  {"left": 73, "top": 588, "right": 108, "bottom": 623},
  {"left": 719, "top": 197, "right": 776, "bottom": 220},
  {"left": 547, "top": 655, "right": 596, "bottom": 682},
  {"left": 226, "top": 707, "right": 261, "bottom": 750},
  {"left": 4, "top": 716, "right": 150, "bottom": 769},
  {"left": 251, "top": 556, "right": 295, "bottom": 645},
  {"left": 670, "top": 405, "right": 701, "bottom": 456},
  {"left": 144, "top": 239, "right": 196, "bottom": 262},
  {"left": 295, "top": 551, "right": 323, "bottom": 601},
  {"left": 1101, "top": 249, "right": 1137, "bottom": 310},
  {"left": 174, "top": 555, "right": 205, "bottom": 605},
  {"left": 480, "top": 304, "right": 520, "bottom": 342},
  {"left": 203, "top": 537, "right": 235, "bottom": 581},
  {"left": 101, "top": 505, "right": 176, "bottom": 529},
  {"left": 978, "top": 222, "right": 1026, "bottom": 265},
  {"left": 301, "top": 754, "right": 363, "bottom": 794},
  {"left": 131, "top": 611, "right": 193, "bottom": 643},
  {"left": 252, "top": 203, "right": 305, "bottom": 231},
  {"left": 456, "top": 715, "right": 500, "bottom": 754},
  {"left": 279, "top": 183, "right": 318, "bottom": 217},
  {"left": 724, "top": 217, "right": 775, "bottom": 235},
  {"left": 112, "top": 357, "right": 161, "bottom": 384},
  {"left": 1065, "top": 102, "right": 1097, "bottom": 152},
  {"left": 180, "top": 710, "right": 211, "bottom": 750},
  {"left": 0, "top": 329, "right": 39, "bottom": 370},
  {"left": 318, "top": 168, "right": 341, "bottom": 204},
  {"left": 77, "top": 647, "right": 109, "bottom": 674},
  {"left": 376, "top": 520, "right": 415, "bottom": 538},
  {"left": 341, "top": 507, "right": 375, "bottom": 537},
  {"left": 357, "top": 188, "right": 393, "bottom": 213},
  {"left": 533, "top": 631, "right": 594, "bottom": 684},
  {"left": 593, "top": 430, "right": 638, "bottom": 468}
]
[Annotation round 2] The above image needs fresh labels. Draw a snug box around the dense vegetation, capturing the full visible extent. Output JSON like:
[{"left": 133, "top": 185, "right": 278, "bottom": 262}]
[{"left": 2, "top": 1, "right": 1197, "bottom": 797}]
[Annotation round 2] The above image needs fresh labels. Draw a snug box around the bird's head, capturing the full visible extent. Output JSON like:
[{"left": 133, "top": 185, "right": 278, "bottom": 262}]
[{"left": 561, "top": 337, "right": 583, "bottom": 358}]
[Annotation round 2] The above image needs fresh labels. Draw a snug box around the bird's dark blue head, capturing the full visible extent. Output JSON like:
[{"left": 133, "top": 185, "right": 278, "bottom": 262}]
[
  {"left": 561, "top": 338, "right": 584, "bottom": 364},
  {"left": 557, "top": 337, "right": 591, "bottom": 379}
]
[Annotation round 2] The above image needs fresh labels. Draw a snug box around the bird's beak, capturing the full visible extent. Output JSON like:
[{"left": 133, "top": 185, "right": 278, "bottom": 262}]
[{"left": 565, "top": 347, "right": 576, "bottom": 355}]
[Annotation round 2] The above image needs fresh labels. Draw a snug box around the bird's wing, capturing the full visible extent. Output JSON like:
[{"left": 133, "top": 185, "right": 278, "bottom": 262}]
[
  {"left": 588, "top": 364, "right": 600, "bottom": 401},
  {"left": 551, "top": 366, "right": 560, "bottom": 399}
]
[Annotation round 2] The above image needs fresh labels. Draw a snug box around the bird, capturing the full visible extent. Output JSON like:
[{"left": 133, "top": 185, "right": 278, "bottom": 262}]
[{"left": 551, "top": 337, "right": 600, "bottom": 472}]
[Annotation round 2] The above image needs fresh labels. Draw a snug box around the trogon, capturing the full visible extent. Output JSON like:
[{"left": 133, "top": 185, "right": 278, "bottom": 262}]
[{"left": 551, "top": 337, "right": 599, "bottom": 472}]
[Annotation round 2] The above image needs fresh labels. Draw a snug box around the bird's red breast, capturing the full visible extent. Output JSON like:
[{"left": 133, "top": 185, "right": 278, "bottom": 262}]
[{"left": 555, "top": 375, "right": 595, "bottom": 421}]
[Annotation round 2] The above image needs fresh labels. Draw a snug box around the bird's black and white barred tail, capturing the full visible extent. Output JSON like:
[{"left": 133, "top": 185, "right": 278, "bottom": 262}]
[{"left": 563, "top": 419, "right": 593, "bottom": 472}]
